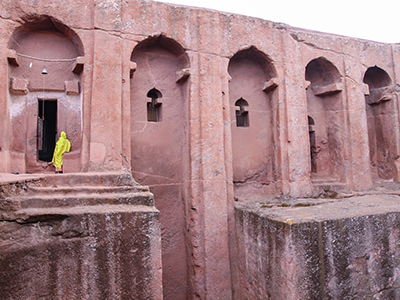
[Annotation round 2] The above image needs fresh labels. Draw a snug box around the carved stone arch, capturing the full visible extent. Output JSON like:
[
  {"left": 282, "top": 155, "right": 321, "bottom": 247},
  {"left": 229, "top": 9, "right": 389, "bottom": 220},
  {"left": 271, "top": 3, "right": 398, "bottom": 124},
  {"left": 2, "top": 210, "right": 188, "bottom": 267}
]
[
  {"left": 363, "top": 66, "right": 393, "bottom": 105},
  {"left": 306, "top": 57, "right": 340, "bottom": 84},
  {"left": 9, "top": 14, "right": 84, "bottom": 56},
  {"left": 363, "top": 66, "right": 392, "bottom": 88},
  {"left": 305, "top": 57, "right": 345, "bottom": 182},
  {"left": 147, "top": 87, "right": 163, "bottom": 99},
  {"left": 305, "top": 57, "right": 343, "bottom": 96},
  {"left": 228, "top": 46, "right": 279, "bottom": 198},
  {"left": 7, "top": 14, "right": 84, "bottom": 173},
  {"left": 129, "top": 34, "right": 190, "bottom": 300},
  {"left": 228, "top": 46, "right": 277, "bottom": 81},
  {"left": 130, "top": 33, "right": 189, "bottom": 71}
]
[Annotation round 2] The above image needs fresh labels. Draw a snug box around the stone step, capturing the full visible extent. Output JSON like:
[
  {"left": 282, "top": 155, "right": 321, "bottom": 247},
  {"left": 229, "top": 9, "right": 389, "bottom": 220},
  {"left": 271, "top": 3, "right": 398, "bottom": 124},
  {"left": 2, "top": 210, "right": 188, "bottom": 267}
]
[
  {"left": 35, "top": 172, "right": 140, "bottom": 187},
  {"left": 1, "top": 191, "right": 154, "bottom": 213},
  {"left": 0, "top": 172, "right": 155, "bottom": 222},
  {"left": 26, "top": 184, "right": 149, "bottom": 195},
  {"left": 1, "top": 204, "right": 159, "bottom": 223},
  {"left": 0, "top": 177, "right": 41, "bottom": 197},
  {"left": 1, "top": 172, "right": 149, "bottom": 197}
]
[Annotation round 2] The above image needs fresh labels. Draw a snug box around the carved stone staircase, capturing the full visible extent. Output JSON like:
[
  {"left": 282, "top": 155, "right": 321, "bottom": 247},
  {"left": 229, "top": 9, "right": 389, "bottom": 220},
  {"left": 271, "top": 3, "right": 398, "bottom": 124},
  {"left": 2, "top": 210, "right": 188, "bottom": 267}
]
[
  {"left": 0, "top": 172, "right": 162, "bottom": 300},
  {"left": 0, "top": 172, "right": 154, "bottom": 222}
]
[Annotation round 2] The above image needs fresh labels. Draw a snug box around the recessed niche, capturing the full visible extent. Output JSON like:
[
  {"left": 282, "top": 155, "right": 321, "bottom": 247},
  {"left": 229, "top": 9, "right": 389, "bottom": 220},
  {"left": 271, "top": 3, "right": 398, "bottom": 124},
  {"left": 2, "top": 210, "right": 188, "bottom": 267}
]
[
  {"left": 363, "top": 66, "right": 393, "bottom": 105},
  {"left": 305, "top": 57, "right": 344, "bottom": 181},
  {"left": 305, "top": 57, "right": 342, "bottom": 96},
  {"left": 130, "top": 34, "right": 190, "bottom": 300},
  {"left": 364, "top": 66, "right": 395, "bottom": 180},
  {"left": 228, "top": 46, "right": 278, "bottom": 196},
  {"left": 7, "top": 15, "right": 84, "bottom": 173}
]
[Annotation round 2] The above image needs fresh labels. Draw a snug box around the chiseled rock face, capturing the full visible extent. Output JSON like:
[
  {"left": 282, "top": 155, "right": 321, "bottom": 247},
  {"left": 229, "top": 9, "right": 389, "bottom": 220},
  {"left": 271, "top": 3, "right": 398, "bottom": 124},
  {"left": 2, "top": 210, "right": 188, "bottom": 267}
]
[
  {"left": 235, "top": 195, "right": 400, "bottom": 300},
  {"left": 2, "top": 0, "right": 400, "bottom": 299},
  {"left": 0, "top": 174, "right": 162, "bottom": 300},
  {"left": 0, "top": 207, "right": 161, "bottom": 300}
]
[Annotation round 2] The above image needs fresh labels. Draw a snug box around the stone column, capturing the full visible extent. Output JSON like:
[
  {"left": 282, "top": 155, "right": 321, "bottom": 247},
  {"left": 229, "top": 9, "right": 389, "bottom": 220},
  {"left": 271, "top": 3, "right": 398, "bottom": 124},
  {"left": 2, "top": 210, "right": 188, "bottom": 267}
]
[
  {"left": 391, "top": 44, "right": 400, "bottom": 181},
  {"left": 341, "top": 38, "right": 376, "bottom": 190},
  {"left": 279, "top": 32, "right": 313, "bottom": 197},
  {"left": 187, "top": 48, "right": 233, "bottom": 298},
  {"left": 0, "top": 21, "right": 15, "bottom": 173},
  {"left": 88, "top": 3, "right": 124, "bottom": 171}
]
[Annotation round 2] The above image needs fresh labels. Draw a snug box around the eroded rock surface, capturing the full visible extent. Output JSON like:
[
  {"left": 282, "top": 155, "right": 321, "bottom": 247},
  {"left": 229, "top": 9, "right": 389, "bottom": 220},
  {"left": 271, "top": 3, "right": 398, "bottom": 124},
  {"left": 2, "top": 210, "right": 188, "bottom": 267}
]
[{"left": 236, "top": 190, "right": 400, "bottom": 300}]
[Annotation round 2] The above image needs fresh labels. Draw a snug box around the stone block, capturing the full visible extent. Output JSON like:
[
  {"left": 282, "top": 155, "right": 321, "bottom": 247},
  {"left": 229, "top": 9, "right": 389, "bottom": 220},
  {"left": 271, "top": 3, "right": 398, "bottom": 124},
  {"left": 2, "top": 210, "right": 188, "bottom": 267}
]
[
  {"left": 236, "top": 195, "right": 400, "bottom": 299},
  {"left": 312, "top": 82, "right": 343, "bottom": 96},
  {"left": 64, "top": 80, "right": 80, "bottom": 95},
  {"left": 7, "top": 49, "right": 19, "bottom": 66},
  {"left": 130, "top": 61, "right": 137, "bottom": 78},
  {"left": 9, "top": 77, "right": 28, "bottom": 95},
  {"left": 262, "top": 78, "right": 278, "bottom": 92},
  {"left": 72, "top": 56, "right": 84, "bottom": 74},
  {"left": 0, "top": 206, "right": 162, "bottom": 300},
  {"left": 176, "top": 68, "right": 190, "bottom": 83},
  {"left": 367, "top": 86, "right": 393, "bottom": 105}
]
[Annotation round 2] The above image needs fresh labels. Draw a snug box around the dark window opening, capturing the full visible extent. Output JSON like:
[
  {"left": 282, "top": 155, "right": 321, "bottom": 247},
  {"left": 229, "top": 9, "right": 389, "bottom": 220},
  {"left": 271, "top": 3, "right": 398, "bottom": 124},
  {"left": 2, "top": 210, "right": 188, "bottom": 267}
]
[
  {"left": 38, "top": 99, "right": 57, "bottom": 162},
  {"left": 308, "top": 116, "right": 317, "bottom": 173},
  {"left": 147, "top": 88, "right": 162, "bottom": 122},
  {"left": 235, "top": 98, "right": 249, "bottom": 127}
]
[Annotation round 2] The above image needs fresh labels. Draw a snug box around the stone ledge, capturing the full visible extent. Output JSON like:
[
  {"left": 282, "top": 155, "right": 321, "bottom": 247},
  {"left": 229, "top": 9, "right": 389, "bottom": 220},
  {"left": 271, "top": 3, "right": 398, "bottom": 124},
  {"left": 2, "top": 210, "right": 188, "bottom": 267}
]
[
  {"left": 236, "top": 193, "right": 400, "bottom": 223},
  {"left": 312, "top": 82, "right": 343, "bottom": 96}
]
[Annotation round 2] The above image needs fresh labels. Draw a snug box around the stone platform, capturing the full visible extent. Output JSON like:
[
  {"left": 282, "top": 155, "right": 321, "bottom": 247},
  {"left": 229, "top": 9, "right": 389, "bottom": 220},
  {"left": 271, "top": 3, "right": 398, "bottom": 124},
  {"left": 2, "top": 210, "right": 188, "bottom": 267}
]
[
  {"left": 235, "top": 188, "right": 400, "bottom": 300},
  {"left": 0, "top": 172, "right": 162, "bottom": 300}
]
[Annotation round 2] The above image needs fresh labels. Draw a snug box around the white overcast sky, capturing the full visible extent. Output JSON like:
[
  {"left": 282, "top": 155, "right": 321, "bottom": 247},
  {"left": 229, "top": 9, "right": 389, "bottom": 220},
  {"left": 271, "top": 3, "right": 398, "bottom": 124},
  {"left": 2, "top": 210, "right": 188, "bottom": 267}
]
[{"left": 159, "top": 0, "right": 400, "bottom": 43}]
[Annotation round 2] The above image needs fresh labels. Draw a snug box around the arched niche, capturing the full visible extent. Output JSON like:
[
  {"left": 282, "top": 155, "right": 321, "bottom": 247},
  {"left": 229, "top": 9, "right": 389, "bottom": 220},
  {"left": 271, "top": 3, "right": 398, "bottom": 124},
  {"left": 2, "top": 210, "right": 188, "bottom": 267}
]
[
  {"left": 305, "top": 57, "right": 345, "bottom": 181},
  {"left": 305, "top": 57, "right": 341, "bottom": 92},
  {"left": 7, "top": 15, "right": 84, "bottom": 173},
  {"left": 228, "top": 46, "right": 279, "bottom": 199},
  {"left": 363, "top": 66, "right": 397, "bottom": 180},
  {"left": 130, "top": 34, "right": 190, "bottom": 300}
]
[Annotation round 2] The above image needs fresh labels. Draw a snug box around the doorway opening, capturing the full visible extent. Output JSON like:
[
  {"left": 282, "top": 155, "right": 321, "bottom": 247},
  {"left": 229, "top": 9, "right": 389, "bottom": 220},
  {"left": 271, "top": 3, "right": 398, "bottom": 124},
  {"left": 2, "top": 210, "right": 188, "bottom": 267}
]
[
  {"left": 308, "top": 116, "right": 317, "bottom": 173},
  {"left": 37, "top": 99, "right": 57, "bottom": 162}
]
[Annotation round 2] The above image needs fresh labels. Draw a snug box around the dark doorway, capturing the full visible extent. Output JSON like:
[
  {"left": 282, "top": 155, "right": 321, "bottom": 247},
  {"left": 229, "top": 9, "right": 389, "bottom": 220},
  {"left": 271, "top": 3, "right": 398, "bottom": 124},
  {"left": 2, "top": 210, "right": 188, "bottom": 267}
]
[
  {"left": 38, "top": 99, "right": 57, "bottom": 162},
  {"left": 308, "top": 116, "right": 317, "bottom": 173}
]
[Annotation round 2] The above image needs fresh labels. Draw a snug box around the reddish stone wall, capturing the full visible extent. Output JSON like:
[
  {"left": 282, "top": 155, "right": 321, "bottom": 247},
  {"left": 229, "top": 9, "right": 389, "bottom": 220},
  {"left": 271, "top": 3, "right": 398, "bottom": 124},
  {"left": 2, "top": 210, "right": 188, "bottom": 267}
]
[
  {"left": 235, "top": 197, "right": 400, "bottom": 299},
  {"left": 0, "top": 0, "right": 400, "bottom": 299},
  {"left": 0, "top": 207, "right": 162, "bottom": 300}
]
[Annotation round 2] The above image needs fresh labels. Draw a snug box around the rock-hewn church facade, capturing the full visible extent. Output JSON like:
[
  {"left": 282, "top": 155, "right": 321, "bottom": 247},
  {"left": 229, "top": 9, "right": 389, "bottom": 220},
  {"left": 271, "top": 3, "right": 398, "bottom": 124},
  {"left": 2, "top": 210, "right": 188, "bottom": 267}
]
[{"left": 1, "top": 1, "right": 400, "bottom": 299}]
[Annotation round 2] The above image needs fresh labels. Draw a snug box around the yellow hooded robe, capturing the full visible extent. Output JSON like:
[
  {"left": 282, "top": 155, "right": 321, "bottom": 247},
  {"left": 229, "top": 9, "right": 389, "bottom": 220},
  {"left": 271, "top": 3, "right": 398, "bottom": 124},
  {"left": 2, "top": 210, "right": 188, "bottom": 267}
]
[{"left": 52, "top": 131, "right": 71, "bottom": 169}]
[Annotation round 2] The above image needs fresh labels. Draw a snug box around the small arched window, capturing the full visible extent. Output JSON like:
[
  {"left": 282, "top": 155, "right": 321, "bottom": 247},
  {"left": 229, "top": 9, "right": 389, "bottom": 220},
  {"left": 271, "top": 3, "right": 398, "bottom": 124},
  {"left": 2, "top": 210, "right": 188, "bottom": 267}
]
[
  {"left": 147, "top": 88, "right": 162, "bottom": 122},
  {"left": 235, "top": 98, "right": 249, "bottom": 127}
]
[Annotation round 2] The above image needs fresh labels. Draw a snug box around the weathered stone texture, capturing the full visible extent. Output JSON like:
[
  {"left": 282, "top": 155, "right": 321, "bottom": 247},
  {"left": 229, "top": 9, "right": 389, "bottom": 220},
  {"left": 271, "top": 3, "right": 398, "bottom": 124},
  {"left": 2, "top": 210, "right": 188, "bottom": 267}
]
[
  {"left": 0, "top": 173, "right": 162, "bottom": 300},
  {"left": 1, "top": 0, "right": 400, "bottom": 299},
  {"left": 236, "top": 195, "right": 400, "bottom": 299},
  {"left": 0, "top": 207, "right": 161, "bottom": 300}
]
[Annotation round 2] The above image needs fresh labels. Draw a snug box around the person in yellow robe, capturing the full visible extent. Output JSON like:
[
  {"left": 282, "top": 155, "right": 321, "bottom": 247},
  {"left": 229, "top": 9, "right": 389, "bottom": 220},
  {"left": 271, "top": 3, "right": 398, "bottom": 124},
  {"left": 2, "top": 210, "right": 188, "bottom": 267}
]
[{"left": 52, "top": 131, "right": 71, "bottom": 173}]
